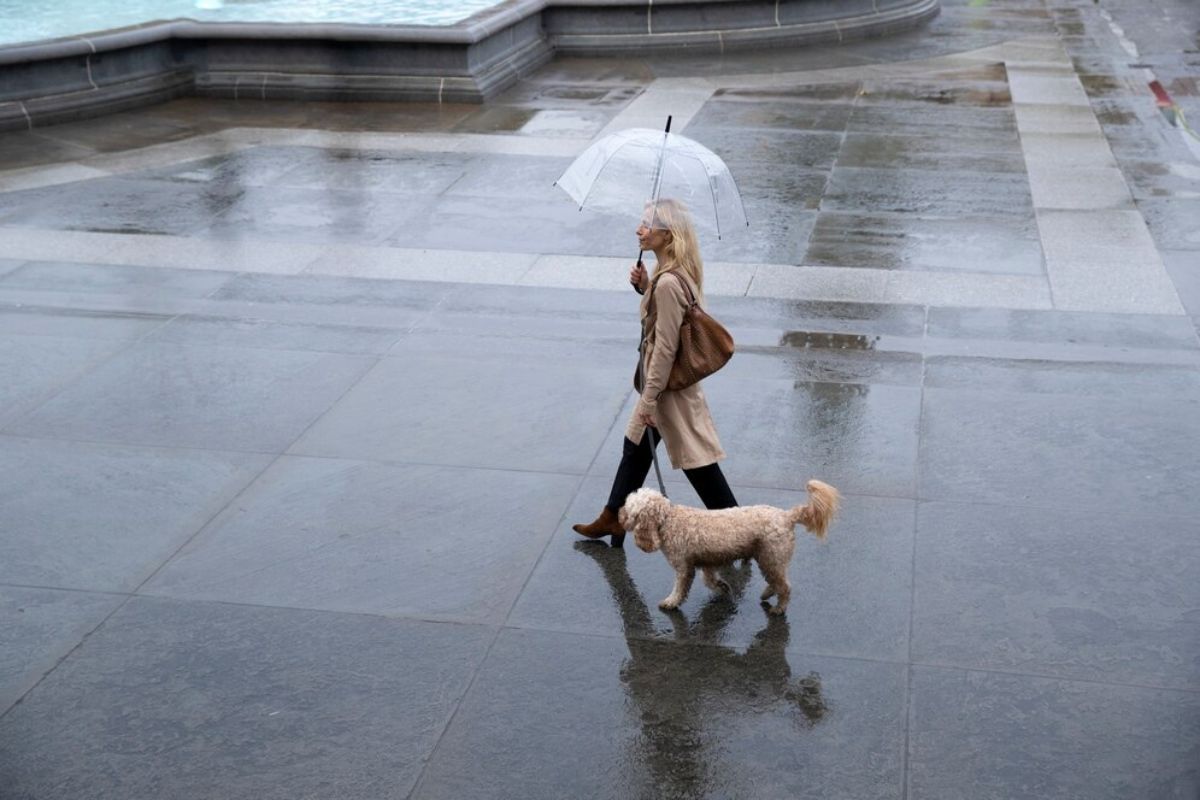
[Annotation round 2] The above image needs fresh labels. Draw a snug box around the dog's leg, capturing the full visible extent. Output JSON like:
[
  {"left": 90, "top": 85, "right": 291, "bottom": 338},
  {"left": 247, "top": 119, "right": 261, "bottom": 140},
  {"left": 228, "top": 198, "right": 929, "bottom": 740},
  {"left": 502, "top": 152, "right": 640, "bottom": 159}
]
[
  {"left": 760, "top": 563, "right": 790, "bottom": 616},
  {"left": 702, "top": 567, "right": 731, "bottom": 595},
  {"left": 758, "top": 558, "right": 776, "bottom": 602},
  {"left": 660, "top": 565, "right": 695, "bottom": 610},
  {"left": 771, "top": 578, "right": 791, "bottom": 616}
]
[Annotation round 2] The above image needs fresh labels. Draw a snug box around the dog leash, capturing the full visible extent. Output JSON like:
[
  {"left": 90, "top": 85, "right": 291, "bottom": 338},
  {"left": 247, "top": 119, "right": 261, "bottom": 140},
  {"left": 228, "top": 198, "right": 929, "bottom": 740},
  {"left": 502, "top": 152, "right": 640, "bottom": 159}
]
[{"left": 648, "top": 424, "right": 667, "bottom": 498}]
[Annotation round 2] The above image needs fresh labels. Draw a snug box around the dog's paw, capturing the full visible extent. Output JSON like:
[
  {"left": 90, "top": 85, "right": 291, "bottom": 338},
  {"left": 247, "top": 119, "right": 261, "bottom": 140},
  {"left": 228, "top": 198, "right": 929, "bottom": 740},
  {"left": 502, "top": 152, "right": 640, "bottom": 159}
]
[
  {"left": 768, "top": 604, "right": 787, "bottom": 617},
  {"left": 658, "top": 598, "right": 680, "bottom": 611}
]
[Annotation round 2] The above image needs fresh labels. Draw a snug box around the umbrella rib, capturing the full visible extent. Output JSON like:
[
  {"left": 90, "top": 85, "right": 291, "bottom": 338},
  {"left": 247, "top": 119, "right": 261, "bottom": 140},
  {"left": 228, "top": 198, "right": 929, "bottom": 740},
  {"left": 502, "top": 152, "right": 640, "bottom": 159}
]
[
  {"left": 575, "top": 139, "right": 644, "bottom": 212},
  {"left": 707, "top": 172, "right": 722, "bottom": 240},
  {"left": 657, "top": 150, "right": 731, "bottom": 237}
]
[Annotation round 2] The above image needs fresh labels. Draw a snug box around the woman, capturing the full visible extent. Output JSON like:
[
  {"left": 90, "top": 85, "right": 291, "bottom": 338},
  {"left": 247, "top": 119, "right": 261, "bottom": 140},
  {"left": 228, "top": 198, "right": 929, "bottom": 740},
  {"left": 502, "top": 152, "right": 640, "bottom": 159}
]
[{"left": 573, "top": 198, "right": 738, "bottom": 546}]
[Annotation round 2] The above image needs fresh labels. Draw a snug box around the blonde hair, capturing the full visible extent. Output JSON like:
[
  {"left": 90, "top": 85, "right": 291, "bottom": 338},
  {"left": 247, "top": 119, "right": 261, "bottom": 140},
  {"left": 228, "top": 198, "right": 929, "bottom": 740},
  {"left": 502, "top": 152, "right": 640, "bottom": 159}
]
[{"left": 645, "top": 198, "right": 704, "bottom": 301}]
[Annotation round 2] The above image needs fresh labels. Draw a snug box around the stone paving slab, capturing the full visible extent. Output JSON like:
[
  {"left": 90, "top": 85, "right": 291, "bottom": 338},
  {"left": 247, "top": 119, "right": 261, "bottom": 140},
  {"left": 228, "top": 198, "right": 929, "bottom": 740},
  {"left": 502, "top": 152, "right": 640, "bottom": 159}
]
[
  {"left": 908, "top": 666, "right": 1200, "bottom": 800},
  {"left": 411, "top": 626, "right": 908, "bottom": 800},
  {"left": 6, "top": 341, "right": 379, "bottom": 453},
  {"left": 1038, "top": 208, "right": 1185, "bottom": 313},
  {"left": 0, "top": 598, "right": 493, "bottom": 800},
  {"left": 142, "top": 458, "right": 581, "bottom": 623},
  {"left": 287, "top": 352, "right": 630, "bottom": 473},
  {"left": 0, "top": 587, "right": 124, "bottom": 714},
  {"left": 913, "top": 500, "right": 1200, "bottom": 690},
  {"left": 919, "top": 361, "right": 1200, "bottom": 515},
  {"left": 0, "top": 436, "right": 270, "bottom": 591},
  {"left": 0, "top": 333, "right": 132, "bottom": 430}
]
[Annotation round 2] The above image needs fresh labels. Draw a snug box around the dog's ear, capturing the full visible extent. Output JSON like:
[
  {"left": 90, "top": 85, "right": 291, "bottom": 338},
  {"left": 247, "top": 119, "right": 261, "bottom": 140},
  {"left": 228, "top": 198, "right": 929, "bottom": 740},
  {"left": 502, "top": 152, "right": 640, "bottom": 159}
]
[
  {"left": 630, "top": 490, "right": 669, "bottom": 553},
  {"left": 633, "top": 514, "right": 659, "bottom": 553}
]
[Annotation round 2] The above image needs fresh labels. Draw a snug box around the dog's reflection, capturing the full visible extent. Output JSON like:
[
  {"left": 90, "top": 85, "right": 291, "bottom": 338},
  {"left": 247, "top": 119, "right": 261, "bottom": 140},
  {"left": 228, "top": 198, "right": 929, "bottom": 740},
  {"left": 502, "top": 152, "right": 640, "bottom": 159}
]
[{"left": 574, "top": 541, "right": 827, "bottom": 798}]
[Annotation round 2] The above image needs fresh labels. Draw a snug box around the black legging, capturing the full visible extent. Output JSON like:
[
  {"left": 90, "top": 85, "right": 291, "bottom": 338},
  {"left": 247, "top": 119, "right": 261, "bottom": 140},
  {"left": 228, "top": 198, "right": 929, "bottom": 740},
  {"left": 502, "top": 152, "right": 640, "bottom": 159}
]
[{"left": 605, "top": 427, "right": 738, "bottom": 512}]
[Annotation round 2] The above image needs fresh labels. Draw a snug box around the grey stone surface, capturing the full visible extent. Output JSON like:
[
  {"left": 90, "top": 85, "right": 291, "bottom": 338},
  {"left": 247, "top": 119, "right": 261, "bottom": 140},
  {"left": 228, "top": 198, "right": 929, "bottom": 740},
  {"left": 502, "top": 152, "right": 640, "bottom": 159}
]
[
  {"left": 0, "top": 260, "right": 235, "bottom": 299},
  {"left": 920, "top": 359, "right": 1200, "bottom": 516},
  {"left": 688, "top": 98, "right": 855, "bottom": 133},
  {"left": 1, "top": 3, "right": 1199, "bottom": 795},
  {"left": 685, "top": 126, "right": 845, "bottom": 171},
  {"left": 0, "top": 332, "right": 129, "bottom": 429},
  {"left": 707, "top": 377, "right": 921, "bottom": 498},
  {"left": 137, "top": 146, "right": 322, "bottom": 189},
  {"left": 278, "top": 148, "right": 472, "bottom": 195},
  {"left": 804, "top": 212, "right": 1043, "bottom": 274},
  {"left": 147, "top": 314, "right": 406, "bottom": 355},
  {"left": 0, "top": 437, "right": 269, "bottom": 591},
  {"left": 1020, "top": 131, "right": 1117, "bottom": 167},
  {"left": 589, "top": 366, "right": 922, "bottom": 499},
  {"left": 208, "top": 271, "right": 451, "bottom": 313},
  {"left": 0, "top": 177, "right": 240, "bottom": 235},
  {"left": 1028, "top": 165, "right": 1134, "bottom": 210},
  {"left": 201, "top": 185, "right": 421, "bottom": 246},
  {"left": 7, "top": 341, "right": 377, "bottom": 452},
  {"left": 412, "top": 626, "right": 907, "bottom": 800},
  {"left": 822, "top": 166, "right": 1032, "bottom": 217},
  {"left": 0, "top": 598, "right": 492, "bottom": 800},
  {"left": 836, "top": 131, "right": 1025, "bottom": 173},
  {"left": 0, "top": 587, "right": 123, "bottom": 714},
  {"left": 926, "top": 306, "right": 1200, "bottom": 351},
  {"left": 384, "top": 193, "right": 631, "bottom": 257},
  {"left": 846, "top": 102, "right": 1017, "bottom": 142},
  {"left": 1037, "top": 208, "right": 1184, "bottom": 314},
  {"left": 289, "top": 350, "right": 629, "bottom": 473},
  {"left": 1163, "top": 249, "right": 1200, "bottom": 319},
  {"left": 144, "top": 457, "right": 579, "bottom": 622},
  {"left": 1138, "top": 197, "right": 1200, "bottom": 251},
  {"left": 0, "top": 305, "right": 167, "bottom": 341},
  {"left": 909, "top": 666, "right": 1200, "bottom": 800},
  {"left": 913, "top": 500, "right": 1200, "bottom": 689}
]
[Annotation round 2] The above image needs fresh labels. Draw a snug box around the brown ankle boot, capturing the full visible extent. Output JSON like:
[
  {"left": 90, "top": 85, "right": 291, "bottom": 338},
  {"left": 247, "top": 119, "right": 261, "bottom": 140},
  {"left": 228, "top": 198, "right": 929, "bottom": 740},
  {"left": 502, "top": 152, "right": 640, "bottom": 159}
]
[{"left": 572, "top": 507, "right": 625, "bottom": 546}]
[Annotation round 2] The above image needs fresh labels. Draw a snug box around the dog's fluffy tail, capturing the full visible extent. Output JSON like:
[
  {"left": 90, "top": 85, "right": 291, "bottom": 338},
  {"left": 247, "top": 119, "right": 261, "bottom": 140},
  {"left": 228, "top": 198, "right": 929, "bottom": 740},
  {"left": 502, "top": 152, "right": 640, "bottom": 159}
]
[{"left": 789, "top": 480, "right": 841, "bottom": 540}]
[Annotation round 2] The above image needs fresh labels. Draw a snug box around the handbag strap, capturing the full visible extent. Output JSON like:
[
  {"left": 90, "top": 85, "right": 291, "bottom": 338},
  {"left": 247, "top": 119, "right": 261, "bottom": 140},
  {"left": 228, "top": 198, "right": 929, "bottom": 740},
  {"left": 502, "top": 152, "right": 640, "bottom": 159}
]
[{"left": 645, "top": 270, "right": 699, "bottom": 321}]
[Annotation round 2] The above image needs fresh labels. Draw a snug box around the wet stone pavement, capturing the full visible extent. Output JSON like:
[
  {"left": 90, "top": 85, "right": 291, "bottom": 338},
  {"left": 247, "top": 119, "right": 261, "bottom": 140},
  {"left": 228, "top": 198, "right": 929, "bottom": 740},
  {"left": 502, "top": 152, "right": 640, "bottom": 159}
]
[{"left": 1, "top": 1, "right": 1199, "bottom": 798}]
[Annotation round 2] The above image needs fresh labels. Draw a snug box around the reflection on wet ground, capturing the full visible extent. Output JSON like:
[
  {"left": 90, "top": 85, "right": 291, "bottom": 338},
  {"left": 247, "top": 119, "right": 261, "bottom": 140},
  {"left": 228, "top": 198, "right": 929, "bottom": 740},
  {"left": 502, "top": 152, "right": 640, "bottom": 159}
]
[
  {"left": 0, "top": 61, "right": 1042, "bottom": 270},
  {"left": 575, "top": 542, "right": 828, "bottom": 795}
]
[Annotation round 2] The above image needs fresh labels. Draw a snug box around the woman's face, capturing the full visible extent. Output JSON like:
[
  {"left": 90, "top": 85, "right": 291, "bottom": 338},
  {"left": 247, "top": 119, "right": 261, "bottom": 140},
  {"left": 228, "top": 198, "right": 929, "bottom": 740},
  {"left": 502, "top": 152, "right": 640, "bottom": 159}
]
[{"left": 636, "top": 215, "right": 671, "bottom": 251}]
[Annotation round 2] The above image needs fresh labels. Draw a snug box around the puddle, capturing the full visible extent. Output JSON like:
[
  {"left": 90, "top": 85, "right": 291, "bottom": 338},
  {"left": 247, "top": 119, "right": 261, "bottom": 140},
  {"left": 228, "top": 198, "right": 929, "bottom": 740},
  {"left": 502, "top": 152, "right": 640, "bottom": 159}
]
[
  {"left": 1096, "top": 108, "right": 1139, "bottom": 125},
  {"left": 454, "top": 106, "right": 538, "bottom": 134},
  {"left": 714, "top": 83, "right": 863, "bottom": 104},
  {"left": 519, "top": 109, "right": 606, "bottom": 137},
  {"left": 861, "top": 85, "right": 1011, "bottom": 107},
  {"left": 1079, "top": 74, "right": 1124, "bottom": 97},
  {"left": 780, "top": 331, "right": 879, "bottom": 351}
]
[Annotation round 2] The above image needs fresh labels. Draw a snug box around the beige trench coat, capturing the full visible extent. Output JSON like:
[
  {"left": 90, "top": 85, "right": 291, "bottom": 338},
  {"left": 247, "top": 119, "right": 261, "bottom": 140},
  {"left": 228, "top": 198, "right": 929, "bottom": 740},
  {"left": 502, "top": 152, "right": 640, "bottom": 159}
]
[{"left": 626, "top": 270, "right": 726, "bottom": 470}]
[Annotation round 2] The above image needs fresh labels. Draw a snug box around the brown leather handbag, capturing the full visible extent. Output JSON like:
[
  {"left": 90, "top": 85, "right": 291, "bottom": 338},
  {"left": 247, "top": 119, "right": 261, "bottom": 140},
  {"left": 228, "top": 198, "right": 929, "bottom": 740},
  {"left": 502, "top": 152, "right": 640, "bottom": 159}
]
[{"left": 635, "top": 272, "right": 734, "bottom": 393}]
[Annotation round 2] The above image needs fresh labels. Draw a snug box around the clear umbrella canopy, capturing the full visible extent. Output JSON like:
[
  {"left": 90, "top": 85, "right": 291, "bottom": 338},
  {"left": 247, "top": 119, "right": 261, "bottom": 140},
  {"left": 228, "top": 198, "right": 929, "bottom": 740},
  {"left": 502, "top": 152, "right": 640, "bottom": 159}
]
[{"left": 555, "top": 128, "right": 748, "bottom": 239}]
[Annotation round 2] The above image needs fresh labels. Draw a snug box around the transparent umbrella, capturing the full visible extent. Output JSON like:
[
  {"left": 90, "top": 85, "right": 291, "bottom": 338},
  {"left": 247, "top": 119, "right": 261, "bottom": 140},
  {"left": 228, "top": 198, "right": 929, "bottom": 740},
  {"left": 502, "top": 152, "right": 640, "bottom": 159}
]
[{"left": 554, "top": 118, "right": 749, "bottom": 241}]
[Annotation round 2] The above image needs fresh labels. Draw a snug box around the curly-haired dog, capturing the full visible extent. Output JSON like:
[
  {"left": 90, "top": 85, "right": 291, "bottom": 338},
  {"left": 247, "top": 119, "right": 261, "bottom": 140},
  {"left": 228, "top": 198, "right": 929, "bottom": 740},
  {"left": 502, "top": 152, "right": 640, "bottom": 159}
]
[{"left": 618, "top": 481, "right": 840, "bottom": 615}]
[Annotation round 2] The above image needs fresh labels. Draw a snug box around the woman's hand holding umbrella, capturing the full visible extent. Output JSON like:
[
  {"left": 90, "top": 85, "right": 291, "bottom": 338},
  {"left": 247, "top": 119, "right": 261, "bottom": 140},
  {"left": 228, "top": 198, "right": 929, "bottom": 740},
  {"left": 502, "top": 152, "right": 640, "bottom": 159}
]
[{"left": 630, "top": 260, "right": 649, "bottom": 294}]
